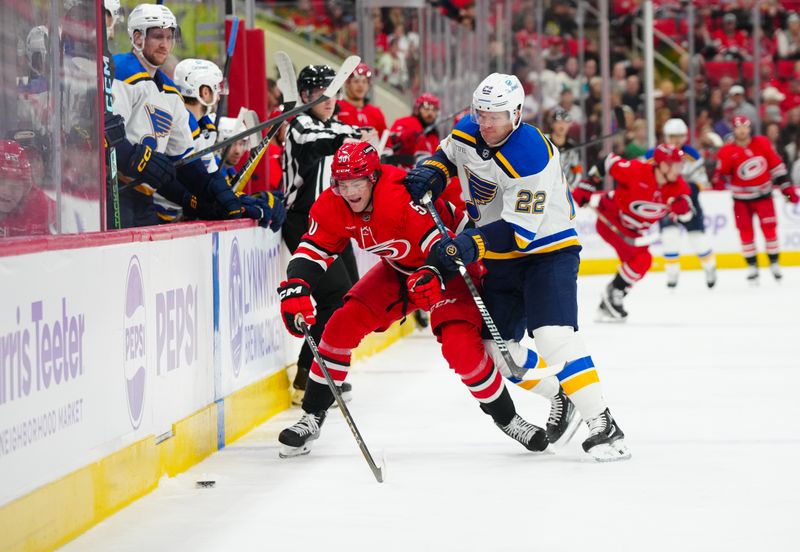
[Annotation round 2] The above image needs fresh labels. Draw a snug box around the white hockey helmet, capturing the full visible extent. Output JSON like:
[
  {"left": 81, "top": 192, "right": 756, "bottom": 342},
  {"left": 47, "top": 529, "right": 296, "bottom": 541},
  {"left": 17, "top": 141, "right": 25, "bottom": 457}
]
[
  {"left": 663, "top": 118, "right": 689, "bottom": 137},
  {"left": 471, "top": 73, "right": 525, "bottom": 131},
  {"left": 174, "top": 59, "right": 227, "bottom": 107},
  {"left": 127, "top": 3, "right": 177, "bottom": 46},
  {"left": 25, "top": 26, "right": 48, "bottom": 75},
  {"left": 105, "top": 0, "right": 123, "bottom": 25}
]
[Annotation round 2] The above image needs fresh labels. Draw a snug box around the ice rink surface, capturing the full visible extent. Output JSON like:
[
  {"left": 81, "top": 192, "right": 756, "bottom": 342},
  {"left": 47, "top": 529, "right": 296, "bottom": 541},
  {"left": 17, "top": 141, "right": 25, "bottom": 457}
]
[{"left": 60, "top": 268, "right": 800, "bottom": 552}]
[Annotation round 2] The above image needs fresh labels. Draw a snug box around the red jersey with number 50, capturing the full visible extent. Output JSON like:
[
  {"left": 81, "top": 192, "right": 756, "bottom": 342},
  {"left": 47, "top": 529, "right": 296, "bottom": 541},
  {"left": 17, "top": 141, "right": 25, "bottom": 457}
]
[
  {"left": 599, "top": 156, "right": 691, "bottom": 237},
  {"left": 714, "top": 136, "right": 787, "bottom": 200},
  {"left": 293, "top": 164, "right": 467, "bottom": 275}
]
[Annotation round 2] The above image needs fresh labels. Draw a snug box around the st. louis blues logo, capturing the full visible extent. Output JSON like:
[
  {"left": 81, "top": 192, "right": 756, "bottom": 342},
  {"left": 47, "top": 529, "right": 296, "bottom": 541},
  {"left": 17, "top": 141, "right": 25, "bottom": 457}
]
[
  {"left": 145, "top": 104, "right": 173, "bottom": 138},
  {"left": 464, "top": 167, "right": 498, "bottom": 221}
]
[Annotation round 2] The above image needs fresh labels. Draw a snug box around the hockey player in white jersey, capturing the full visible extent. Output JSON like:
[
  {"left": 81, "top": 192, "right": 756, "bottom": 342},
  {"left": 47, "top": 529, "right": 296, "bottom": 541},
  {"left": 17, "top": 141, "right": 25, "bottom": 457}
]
[
  {"left": 644, "top": 118, "right": 717, "bottom": 288},
  {"left": 406, "top": 73, "right": 630, "bottom": 461},
  {"left": 108, "top": 4, "right": 277, "bottom": 228}
]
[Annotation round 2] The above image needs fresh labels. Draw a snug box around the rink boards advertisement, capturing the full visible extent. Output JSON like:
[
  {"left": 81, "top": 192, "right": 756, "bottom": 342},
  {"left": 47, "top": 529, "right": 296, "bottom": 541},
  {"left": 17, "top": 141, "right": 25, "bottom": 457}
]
[
  {"left": 576, "top": 190, "right": 800, "bottom": 262},
  {"left": 0, "top": 235, "right": 215, "bottom": 507}
]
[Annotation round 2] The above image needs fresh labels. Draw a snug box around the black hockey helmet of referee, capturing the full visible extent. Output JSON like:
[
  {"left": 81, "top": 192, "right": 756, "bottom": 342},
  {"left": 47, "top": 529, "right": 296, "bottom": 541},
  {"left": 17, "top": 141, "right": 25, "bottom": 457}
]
[{"left": 297, "top": 65, "right": 336, "bottom": 102}]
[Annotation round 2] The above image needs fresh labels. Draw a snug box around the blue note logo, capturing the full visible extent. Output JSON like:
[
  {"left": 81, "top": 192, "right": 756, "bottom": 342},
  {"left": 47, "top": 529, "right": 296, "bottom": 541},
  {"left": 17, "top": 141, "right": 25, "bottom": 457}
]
[
  {"left": 464, "top": 167, "right": 498, "bottom": 221},
  {"left": 145, "top": 104, "right": 174, "bottom": 138}
]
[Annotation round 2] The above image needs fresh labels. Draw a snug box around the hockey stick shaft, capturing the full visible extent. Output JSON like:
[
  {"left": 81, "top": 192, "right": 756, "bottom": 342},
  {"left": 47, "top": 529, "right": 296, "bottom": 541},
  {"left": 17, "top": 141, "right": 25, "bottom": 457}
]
[
  {"left": 297, "top": 318, "right": 384, "bottom": 483},
  {"left": 419, "top": 195, "right": 565, "bottom": 380},
  {"left": 230, "top": 113, "right": 290, "bottom": 194},
  {"left": 178, "top": 55, "right": 360, "bottom": 167},
  {"left": 100, "top": 8, "right": 121, "bottom": 229},
  {"left": 212, "top": 17, "right": 239, "bottom": 134}
]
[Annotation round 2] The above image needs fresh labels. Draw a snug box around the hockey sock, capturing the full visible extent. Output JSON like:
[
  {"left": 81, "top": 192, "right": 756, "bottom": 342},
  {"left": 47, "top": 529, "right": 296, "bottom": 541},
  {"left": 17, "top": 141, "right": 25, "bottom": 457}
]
[
  {"left": 479, "top": 386, "right": 516, "bottom": 426},
  {"left": 661, "top": 225, "right": 681, "bottom": 275},
  {"left": 439, "top": 322, "right": 505, "bottom": 404},
  {"left": 611, "top": 273, "right": 629, "bottom": 293},
  {"left": 482, "top": 339, "right": 559, "bottom": 398},
  {"left": 745, "top": 255, "right": 757, "bottom": 267},
  {"left": 533, "top": 326, "right": 606, "bottom": 420},
  {"left": 688, "top": 231, "right": 714, "bottom": 266},
  {"left": 768, "top": 252, "right": 779, "bottom": 265},
  {"left": 302, "top": 379, "right": 335, "bottom": 414}
]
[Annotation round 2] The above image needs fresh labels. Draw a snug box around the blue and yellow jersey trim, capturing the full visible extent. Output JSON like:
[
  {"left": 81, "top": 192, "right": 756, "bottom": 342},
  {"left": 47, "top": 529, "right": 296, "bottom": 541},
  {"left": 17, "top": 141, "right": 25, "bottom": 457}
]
[
  {"left": 113, "top": 52, "right": 184, "bottom": 99},
  {"left": 484, "top": 227, "right": 580, "bottom": 259},
  {"left": 556, "top": 356, "right": 599, "bottom": 395},
  {"left": 494, "top": 124, "right": 553, "bottom": 179}
]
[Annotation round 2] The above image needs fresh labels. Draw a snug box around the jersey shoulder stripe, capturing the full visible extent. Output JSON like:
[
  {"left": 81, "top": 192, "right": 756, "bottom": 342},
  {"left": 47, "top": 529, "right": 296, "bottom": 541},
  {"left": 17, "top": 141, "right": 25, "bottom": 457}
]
[
  {"left": 114, "top": 53, "right": 149, "bottom": 84},
  {"left": 199, "top": 115, "right": 217, "bottom": 132},
  {"left": 451, "top": 117, "right": 479, "bottom": 147},
  {"left": 187, "top": 111, "right": 201, "bottom": 137},
  {"left": 681, "top": 145, "right": 701, "bottom": 161},
  {"left": 495, "top": 124, "right": 553, "bottom": 179}
]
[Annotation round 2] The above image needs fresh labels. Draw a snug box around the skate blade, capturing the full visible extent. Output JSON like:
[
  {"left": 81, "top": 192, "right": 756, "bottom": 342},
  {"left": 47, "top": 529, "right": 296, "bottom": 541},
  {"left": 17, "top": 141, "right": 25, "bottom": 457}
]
[
  {"left": 595, "top": 311, "right": 627, "bottom": 324},
  {"left": 550, "top": 414, "right": 583, "bottom": 450},
  {"left": 278, "top": 443, "right": 313, "bottom": 459},
  {"left": 588, "top": 440, "right": 631, "bottom": 462}
]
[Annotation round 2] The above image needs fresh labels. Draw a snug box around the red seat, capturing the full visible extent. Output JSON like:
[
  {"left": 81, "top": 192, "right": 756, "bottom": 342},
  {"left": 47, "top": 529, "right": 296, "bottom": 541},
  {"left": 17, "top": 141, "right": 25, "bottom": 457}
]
[
  {"left": 704, "top": 61, "right": 740, "bottom": 86},
  {"left": 777, "top": 59, "right": 796, "bottom": 80},
  {"left": 742, "top": 61, "right": 774, "bottom": 84}
]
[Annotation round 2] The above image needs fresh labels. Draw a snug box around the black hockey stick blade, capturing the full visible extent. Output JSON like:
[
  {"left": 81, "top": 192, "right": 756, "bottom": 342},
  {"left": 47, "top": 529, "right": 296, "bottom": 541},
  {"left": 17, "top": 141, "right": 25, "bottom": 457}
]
[
  {"left": 419, "top": 194, "right": 565, "bottom": 380},
  {"left": 297, "top": 317, "right": 384, "bottom": 483},
  {"left": 177, "top": 55, "right": 360, "bottom": 167}
]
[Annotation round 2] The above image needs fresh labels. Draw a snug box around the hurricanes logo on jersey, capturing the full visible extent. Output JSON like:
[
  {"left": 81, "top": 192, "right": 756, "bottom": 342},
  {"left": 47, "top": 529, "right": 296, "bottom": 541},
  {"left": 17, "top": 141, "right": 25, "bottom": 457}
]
[
  {"left": 736, "top": 156, "right": 768, "bottom": 181},
  {"left": 464, "top": 167, "right": 498, "bottom": 222},
  {"left": 364, "top": 239, "right": 411, "bottom": 259},
  {"left": 145, "top": 104, "right": 174, "bottom": 138}
]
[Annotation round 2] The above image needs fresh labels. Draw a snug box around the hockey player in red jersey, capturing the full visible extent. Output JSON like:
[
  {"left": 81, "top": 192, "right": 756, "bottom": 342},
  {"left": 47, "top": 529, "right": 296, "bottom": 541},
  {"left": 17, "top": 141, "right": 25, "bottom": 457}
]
[
  {"left": 712, "top": 115, "right": 799, "bottom": 282},
  {"left": 336, "top": 63, "right": 388, "bottom": 136},
  {"left": 276, "top": 142, "right": 550, "bottom": 457},
  {"left": 386, "top": 93, "right": 442, "bottom": 167},
  {"left": 572, "top": 144, "right": 694, "bottom": 321},
  {"left": 0, "top": 140, "right": 54, "bottom": 238}
]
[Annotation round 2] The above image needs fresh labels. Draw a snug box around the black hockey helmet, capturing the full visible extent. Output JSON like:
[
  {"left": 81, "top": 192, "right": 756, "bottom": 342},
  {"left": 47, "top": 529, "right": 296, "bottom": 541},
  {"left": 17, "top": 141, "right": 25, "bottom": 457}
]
[{"left": 297, "top": 65, "right": 336, "bottom": 95}]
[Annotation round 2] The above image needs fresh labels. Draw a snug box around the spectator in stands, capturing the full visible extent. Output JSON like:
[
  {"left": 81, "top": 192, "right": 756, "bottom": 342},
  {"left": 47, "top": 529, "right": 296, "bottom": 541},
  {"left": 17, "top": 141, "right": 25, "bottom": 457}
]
[
  {"left": 376, "top": 36, "right": 408, "bottom": 91},
  {"left": 714, "top": 100, "right": 737, "bottom": 141},
  {"left": 712, "top": 12, "right": 752, "bottom": 60},
  {"left": 777, "top": 12, "right": 800, "bottom": 59},
  {"left": 557, "top": 88, "right": 584, "bottom": 125},
  {"left": 267, "top": 78, "right": 283, "bottom": 112},
  {"left": 581, "top": 58, "right": 598, "bottom": 96},
  {"left": 337, "top": 63, "right": 388, "bottom": 137},
  {"left": 621, "top": 74, "right": 642, "bottom": 114},
  {"left": 611, "top": 61, "right": 628, "bottom": 96},
  {"left": 556, "top": 57, "right": 581, "bottom": 98},
  {"left": 762, "top": 86, "right": 787, "bottom": 125},
  {"left": 728, "top": 84, "right": 759, "bottom": 123}
]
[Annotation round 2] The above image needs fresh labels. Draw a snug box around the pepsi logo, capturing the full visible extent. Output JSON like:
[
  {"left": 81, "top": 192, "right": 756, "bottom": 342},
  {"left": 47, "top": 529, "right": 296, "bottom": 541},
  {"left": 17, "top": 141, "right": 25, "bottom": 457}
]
[{"left": 123, "top": 256, "right": 146, "bottom": 429}]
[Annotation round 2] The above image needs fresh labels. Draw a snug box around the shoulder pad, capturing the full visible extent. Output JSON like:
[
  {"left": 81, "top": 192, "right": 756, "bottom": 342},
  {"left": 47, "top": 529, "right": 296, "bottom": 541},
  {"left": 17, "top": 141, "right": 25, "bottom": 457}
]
[
  {"left": 113, "top": 53, "right": 150, "bottom": 84},
  {"left": 494, "top": 124, "right": 553, "bottom": 178},
  {"left": 450, "top": 117, "right": 480, "bottom": 147},
  {"left": 681, "top": 144, "right": 702, "bottom": 160}
]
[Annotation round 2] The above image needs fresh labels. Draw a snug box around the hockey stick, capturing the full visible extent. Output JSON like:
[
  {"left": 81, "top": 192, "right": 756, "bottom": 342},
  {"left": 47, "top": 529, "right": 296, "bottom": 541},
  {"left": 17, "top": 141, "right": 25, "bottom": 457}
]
[
  {"left": 231, "top": 51, "right": 298, "bottom": 194},
  {"left": 297, "top": 317, "right": 384, "bottom": 484},
  {"left": 419, "top": 195, "right": 566, "bottom": 380},
  {"left": 212, "top": 17, "right": 239, "bottom": 135},
  {"left": 100, "top": 4, "right": 121, "bottom": 229},
  {"left": 177, "top": 55, "right": 361, "bottom": 167}
]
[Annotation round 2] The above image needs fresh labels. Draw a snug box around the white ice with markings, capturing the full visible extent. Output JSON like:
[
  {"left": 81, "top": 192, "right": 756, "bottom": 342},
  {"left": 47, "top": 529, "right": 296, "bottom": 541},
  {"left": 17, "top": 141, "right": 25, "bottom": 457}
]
[{"left": 59, "top": 268, "right": 800, "bottom": 552}]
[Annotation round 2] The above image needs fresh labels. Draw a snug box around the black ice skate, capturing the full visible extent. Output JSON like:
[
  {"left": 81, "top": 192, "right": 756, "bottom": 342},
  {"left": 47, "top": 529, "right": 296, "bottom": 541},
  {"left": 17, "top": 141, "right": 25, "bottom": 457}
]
[
  {"left": 597, "top": 283, "right": 628, "bottom": 322},
  {"left": 278, "top": 411, "right": 327, "bottom": 458},
  {"left": 581, "top": 408, "right": 631, "bottom": 462},
  {"left": 770, "top": 262, "right": 783, "bottom": 281},
  {"left": 705, "top": 264, "right": 717, "bottom": 289},
  {"left": 746, "top": 263, "right": 759, "bottom": 284},
  {"left": 496, "top": 414, "right": 549, "bottom": 452},
  {"left": 547, "top": 388, "right": 581, "bottom": 447}
]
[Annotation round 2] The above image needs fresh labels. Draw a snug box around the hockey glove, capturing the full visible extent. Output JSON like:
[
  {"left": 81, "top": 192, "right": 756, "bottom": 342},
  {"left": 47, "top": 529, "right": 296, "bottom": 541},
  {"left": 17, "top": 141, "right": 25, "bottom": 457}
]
[
  {"left": 104, "top": 113, "right": 127, "bottom": 149},
  {"left": 250, "top": 191, "right": 287, "bottom": 232},
  {"left": 571, "top": 180, "right": 596, "bottom": 207},
  {"left": 404, "top": 161, "right": 449, "bottom": 201},
  {"left": 437, "top": 228, "right": 487, "bottom": 272},
  {"left": 668, "top": 195, "right": 694, "bottom": 223},
  {"left": 207, "top": 171, "right": 245, "bottom": 218},
  {"left": 277, "top": 279, "right": 316, "bottom": 338},
  {"left": 782, "top": 184, "right": 800, "bottom": 204},
  {"left": 406, "top": 266, "right": 445, "bottom": 311}
]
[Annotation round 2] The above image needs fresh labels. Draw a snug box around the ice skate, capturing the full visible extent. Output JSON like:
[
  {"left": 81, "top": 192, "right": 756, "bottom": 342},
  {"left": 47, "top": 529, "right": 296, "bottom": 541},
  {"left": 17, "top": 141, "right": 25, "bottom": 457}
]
[
  {"left": 746, "top": 263, "right": 759, "bottom": 284},
  {"left": 597, "top": 283, "right": 627, "bottom": 322},
  {"left": 770, "top": 262, "right": 783, "bottom": 282},
  {"left": 704, "top": 264, "right": 717, "bottom": 289},
  {"left": 546, "top": 388, "right": 581, "bottom": 447},
  {"left": 278, "top": 411, "right": 327, "bottom": 458},
  {"left": 496, "top": 414, "right": 549, "bottom": 452},
  {"left": 665, "top": 263, "right": 679, "bottom": 289},
  {"left": 413, "top": 309, "right": 430, "bottom": 329},
  {"left": 581, "top": 408, "right": 630, "bottom": 462}
]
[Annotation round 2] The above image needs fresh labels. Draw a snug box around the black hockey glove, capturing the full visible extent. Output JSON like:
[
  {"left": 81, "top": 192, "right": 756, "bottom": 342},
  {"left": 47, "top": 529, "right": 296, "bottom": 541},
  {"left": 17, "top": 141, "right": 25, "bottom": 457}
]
[
  {"left": 436, "top": 228, "right": 487, "bottom": 272},
  {"left": 404, "top": 161, "right": 449, "bottom": 201},
  {"left": 207, "top": 171, "right": 245, "bottom": 218},
  {"left": 104, "top": 113, "right": 126, "bottom": 149},
  {"left": 250, "top": 191, "right": 287, "bottom": 232}
]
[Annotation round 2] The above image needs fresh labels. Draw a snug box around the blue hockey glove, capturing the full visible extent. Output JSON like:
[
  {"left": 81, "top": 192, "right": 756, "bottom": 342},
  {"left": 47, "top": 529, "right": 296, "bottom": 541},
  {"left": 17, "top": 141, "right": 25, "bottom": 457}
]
[
  {"left": 250, "top": 191, "right": 287, "bottom": 232},
  {"left": 404, "top": 161, "right": 449, "bottom": 201},
  {"left": 436, "top": 228, "right": 487, "bottom": 271},
  {"left": 206, "top": 171, "right": 244, "bottom": 218}
]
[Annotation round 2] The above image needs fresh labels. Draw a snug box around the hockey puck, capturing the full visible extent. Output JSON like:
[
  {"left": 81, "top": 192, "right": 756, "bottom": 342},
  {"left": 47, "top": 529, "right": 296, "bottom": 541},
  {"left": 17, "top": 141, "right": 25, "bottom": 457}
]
[{"left": 195, "top": 480, "right": 216, "bottom": 488}]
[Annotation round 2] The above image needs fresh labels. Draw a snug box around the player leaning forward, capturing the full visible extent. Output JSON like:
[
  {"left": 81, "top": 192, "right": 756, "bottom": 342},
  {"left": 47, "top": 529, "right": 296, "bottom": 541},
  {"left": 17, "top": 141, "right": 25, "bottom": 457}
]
[
  {"left": 276, "top": 142, "right": 553, "bottom": 457},
  {"left": 406, "top": 73, "right": 630, "bottom": 461}
]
